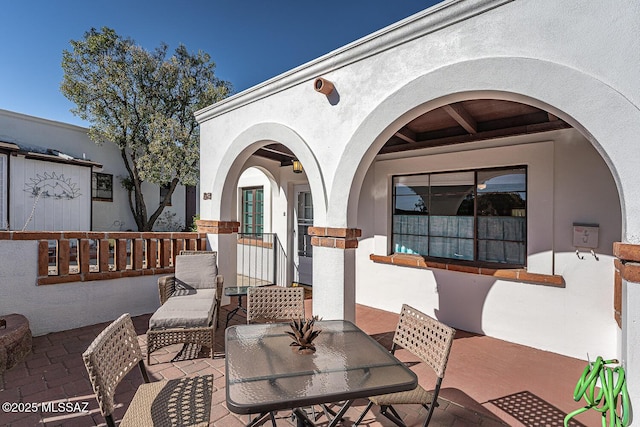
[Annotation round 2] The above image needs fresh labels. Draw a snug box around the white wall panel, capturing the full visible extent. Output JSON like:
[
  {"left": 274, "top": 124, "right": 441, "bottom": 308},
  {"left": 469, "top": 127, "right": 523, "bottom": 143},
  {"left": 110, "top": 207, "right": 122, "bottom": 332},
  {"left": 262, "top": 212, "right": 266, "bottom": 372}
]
[{"left": 10, "top": 157, "right": 90, "bottom": 231}]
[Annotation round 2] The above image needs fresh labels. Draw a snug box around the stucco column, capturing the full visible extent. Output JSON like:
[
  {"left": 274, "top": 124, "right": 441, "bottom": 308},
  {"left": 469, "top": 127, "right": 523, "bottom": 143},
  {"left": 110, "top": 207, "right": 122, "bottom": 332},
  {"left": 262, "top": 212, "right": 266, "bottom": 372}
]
[
  {"left": 309, "top": 227, "right": 361, "bottom": 321},
  {"left": 196, "top": 220, "right": 240, "bottom": 305},
  {"left": 614, "top": 243, "right": 640, "bottom": 421}
]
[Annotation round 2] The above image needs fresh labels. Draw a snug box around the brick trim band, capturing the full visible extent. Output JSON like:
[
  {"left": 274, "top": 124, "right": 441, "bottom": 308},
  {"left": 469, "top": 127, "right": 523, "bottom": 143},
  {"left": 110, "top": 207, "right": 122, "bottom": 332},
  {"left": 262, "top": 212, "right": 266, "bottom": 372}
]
[
  {"left": 370, "top": 253, "right": 565, "bottom": 287},
  {"left": 612, "top": 242, "right": 640, "bottom": 328},
  {"left": 614, "top": 242, "right": 640, "bottom": 282},
  {"left": 308, "top": 227, "right": 361, "bottom": 250},
  {"left": 196, "top": 220, "right": 240, "bottom": 234}
]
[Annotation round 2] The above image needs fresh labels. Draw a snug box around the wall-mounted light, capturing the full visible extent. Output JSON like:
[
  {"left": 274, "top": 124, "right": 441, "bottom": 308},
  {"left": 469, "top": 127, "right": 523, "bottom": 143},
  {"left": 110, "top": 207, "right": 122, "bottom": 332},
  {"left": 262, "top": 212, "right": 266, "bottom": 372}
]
[{"left": 292, "top": 160, "right": 303, "bottom": 174}]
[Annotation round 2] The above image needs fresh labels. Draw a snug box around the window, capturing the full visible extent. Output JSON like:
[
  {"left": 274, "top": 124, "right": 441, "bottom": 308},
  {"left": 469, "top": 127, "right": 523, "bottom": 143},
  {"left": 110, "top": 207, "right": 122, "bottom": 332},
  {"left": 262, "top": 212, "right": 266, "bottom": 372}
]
[
  {"left": 160, "top": 184, "right": 172, "bottom": 206},
  {"left": 242, "top": 187, "right": 264, "bottom": 235},
  {"left": 91, "top": 173, "right": 113, "bottom": 201},
  {"left": 392, "top": 166, "right": 527, "bottom": 267}
]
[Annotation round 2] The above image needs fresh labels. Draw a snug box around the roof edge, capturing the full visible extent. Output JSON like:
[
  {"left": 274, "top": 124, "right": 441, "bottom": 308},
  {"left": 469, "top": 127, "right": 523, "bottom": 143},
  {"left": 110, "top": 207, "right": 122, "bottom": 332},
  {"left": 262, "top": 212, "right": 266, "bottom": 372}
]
[
  {"left": 0, "top": 109, "right": 89, "bottom": 132},
  {"left": 195, "top": 0, "right": 513, "bottom": 124}
]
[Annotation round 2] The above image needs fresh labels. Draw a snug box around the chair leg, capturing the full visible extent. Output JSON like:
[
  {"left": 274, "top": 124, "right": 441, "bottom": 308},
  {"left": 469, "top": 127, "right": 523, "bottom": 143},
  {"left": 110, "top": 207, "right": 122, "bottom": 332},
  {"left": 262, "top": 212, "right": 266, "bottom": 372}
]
[
  {"left": 354, "top": 401, "right": 374, "bottom": 425},
  {"left": 105, "top": 414, "right": 116, "bottom": 427},
  {"left": 380, "top": 405, "right": 408, "bottom": 427},
  {"left": 423, "top": 378, "right": 443, "bottom": 426}
]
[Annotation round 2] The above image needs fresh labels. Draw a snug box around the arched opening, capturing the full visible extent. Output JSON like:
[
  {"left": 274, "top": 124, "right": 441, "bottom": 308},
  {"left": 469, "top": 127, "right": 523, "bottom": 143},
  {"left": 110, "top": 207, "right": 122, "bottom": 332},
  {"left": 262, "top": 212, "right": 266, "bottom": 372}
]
[
  {"left": 342, "top": 93, "right": 622, "bottom": 361},
  {"left": 208, "top": 123, "right": 323, "bottom": 313}
]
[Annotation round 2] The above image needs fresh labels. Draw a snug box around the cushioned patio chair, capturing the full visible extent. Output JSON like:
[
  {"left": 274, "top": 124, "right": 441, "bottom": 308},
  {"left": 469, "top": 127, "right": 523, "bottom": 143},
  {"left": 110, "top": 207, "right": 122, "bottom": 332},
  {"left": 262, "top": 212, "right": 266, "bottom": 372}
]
[
  {"left": 146, "top": 252, "right": 222, "bottom": 364},
  {"left": 246, "top": 285, "right": 305, "bottom": 323},
  {"left": 83, "top": 313, "right": 213, "bottom": 427},
  {"left": 178, "top": 250, "right": 223, "bottom": 326},
  {"left": 354, "top": 304, "right": 456, "bottom": 427}
]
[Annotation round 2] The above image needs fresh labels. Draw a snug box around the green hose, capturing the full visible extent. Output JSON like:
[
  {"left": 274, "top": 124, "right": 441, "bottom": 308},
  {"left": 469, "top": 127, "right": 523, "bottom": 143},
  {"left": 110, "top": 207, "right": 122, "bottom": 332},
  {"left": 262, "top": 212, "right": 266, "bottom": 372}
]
[{"left": 564, "top": 356, "right": 630, "bottom": 427}]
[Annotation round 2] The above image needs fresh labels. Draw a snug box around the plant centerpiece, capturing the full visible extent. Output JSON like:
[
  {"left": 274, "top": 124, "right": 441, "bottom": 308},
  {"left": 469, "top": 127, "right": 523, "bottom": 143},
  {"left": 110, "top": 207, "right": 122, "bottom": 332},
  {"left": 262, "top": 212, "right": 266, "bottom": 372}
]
[{"left": 286, "top": 316, "right": 321, "bottom": 355}]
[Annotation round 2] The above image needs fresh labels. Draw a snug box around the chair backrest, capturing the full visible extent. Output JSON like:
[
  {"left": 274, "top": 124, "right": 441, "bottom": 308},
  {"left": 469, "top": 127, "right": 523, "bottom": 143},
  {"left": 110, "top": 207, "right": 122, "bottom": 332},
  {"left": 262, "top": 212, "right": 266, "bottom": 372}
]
[
  {"left": 175, "top": 252, "right": 217, "bottom": 290},
  {"left": 82, "top": 313, "right": 144, "bottom": 418},
  {"left": 393, "top": 304, "right": 456, "bottom": 379},
  {"left": 246, "top": 286, "right": 305, "bottom": 323}
]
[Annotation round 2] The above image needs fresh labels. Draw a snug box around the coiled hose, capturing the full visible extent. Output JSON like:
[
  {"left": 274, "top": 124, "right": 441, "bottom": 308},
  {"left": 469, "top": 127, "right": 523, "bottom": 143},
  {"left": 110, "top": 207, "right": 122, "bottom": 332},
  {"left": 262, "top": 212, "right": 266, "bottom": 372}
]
[{"left": 564, "top": 356, "right": 630, "bottom": 427}]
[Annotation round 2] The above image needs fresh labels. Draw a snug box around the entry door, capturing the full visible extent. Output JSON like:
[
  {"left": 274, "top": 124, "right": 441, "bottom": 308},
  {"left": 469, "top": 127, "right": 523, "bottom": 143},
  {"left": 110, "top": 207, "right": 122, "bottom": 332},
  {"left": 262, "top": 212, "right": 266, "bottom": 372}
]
[{"left": 295, "top": 188, "right": 313, "bottom": 286}]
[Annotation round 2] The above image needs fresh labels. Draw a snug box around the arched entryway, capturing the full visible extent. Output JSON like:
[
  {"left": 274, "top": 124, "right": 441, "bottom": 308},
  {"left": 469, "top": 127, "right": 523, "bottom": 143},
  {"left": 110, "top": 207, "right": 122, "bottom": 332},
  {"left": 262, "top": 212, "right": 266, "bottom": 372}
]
[{"left": 324, "top": 56, "right": 640, "bottom": 409}]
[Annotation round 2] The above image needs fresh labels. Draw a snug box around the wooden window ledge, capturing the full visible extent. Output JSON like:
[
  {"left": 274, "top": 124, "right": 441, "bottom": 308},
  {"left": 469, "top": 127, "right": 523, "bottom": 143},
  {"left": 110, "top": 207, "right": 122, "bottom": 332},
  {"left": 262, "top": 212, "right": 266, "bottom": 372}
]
[{"left": 370, "top": 253, "right": 565, "bottom": 287}]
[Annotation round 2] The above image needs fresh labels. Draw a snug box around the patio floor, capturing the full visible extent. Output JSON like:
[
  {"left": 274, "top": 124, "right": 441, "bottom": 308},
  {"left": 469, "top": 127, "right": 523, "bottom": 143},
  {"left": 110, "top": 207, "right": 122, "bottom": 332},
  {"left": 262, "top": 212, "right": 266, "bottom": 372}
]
[{"left": 0, "top": 299, "right": 601, "bottom": 426}]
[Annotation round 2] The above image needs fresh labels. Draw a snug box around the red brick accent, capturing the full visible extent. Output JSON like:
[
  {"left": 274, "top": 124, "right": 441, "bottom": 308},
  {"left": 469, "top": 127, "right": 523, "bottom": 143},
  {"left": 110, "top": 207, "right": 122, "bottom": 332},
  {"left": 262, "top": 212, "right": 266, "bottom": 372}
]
[
  {"left": 147, "top": 239, "right": 158, "bottom": 269},
  {"left": 308, "top": 227, "right": 361, "bottom": 250},
  {"left": 369, "top": 253, "right": 565, "bottom": 287},
  {"left": 196, "top": 219, "right": 240, "bottom": 234},
  {"left": 613, "top": 242, "right": 640, "bottom": 328},
  {"left": 1, "top": 231, "right": 208, "bottom": 285},
  {"left": 160, "top": 239, "right": 171, "bottom": 267},
  {"left": 133, "top": 239, "right": 144, "bottom": 270},
  {"left": 116, "top": 239, "right": 128, "bottom": 271},
  {"left": 58, "top": 239, "right": 70, "bottom": 276},
  {"left": 614, "top": 260, "right": 622, "bottom": 328},
  {"left": 99, "top": 239, "right": 110, "bottom": 272},
  {"left": 308, "top": 227, "right": 362, "bottom": 239},
  {"left": 79, "top": 239, "right": 90, "bottom": 273},
  {"left": 37, "top": 241, "right": 49, "bottom": 277},
  {"left": 614, "top": 242, "right": 640, "bottom": 263}
]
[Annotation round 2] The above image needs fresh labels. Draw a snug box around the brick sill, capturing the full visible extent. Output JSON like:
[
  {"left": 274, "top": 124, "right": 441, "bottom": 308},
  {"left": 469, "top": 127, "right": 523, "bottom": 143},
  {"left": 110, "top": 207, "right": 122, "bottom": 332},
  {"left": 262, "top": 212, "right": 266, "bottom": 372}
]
[{"left": 369, "top": 254, "right": 565, "bottom": 287}]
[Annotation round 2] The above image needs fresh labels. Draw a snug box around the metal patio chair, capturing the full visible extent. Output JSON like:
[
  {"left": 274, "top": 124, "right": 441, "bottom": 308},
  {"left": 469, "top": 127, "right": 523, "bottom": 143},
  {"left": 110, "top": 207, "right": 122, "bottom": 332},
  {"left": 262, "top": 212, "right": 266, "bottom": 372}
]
[
  {"left": 355, "top": 304, "right": 456, "bottom": 427},
  {"left": 83, "top": 313, "right": 213, "bottom": 427}
]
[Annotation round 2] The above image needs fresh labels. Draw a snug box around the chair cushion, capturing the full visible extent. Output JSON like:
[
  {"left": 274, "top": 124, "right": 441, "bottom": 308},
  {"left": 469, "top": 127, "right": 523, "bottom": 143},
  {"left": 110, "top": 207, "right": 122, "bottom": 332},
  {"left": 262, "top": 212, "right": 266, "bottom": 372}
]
[
  {"left": 149, "top": 290, "right": 216, "bottom": 329},
  {"left": 175, "top": 253, "right": 218, "bottom": 290}
]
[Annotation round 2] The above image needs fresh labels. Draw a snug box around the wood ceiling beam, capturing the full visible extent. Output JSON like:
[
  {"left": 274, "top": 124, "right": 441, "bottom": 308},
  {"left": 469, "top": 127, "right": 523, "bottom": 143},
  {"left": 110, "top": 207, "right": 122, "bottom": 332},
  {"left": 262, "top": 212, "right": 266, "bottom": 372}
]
[
  {"left": 394, "top": 127, "right": 417, "bottom": 143},
  {"left": 260, "top": 145, "right": 296, "bottom": 159},
  {"left": 442, "top": 103, "right": 477, "bottom": 134},
  {"left": 379, "top": 120, "right": 570, "bottom": 155}
]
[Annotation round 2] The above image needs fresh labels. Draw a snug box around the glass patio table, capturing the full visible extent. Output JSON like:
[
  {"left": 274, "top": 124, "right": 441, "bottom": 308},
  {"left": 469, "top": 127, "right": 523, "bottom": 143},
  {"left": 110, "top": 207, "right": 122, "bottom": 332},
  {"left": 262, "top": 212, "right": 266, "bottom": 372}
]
[{"left": 225, "top": 320, "right": 417, "bottom": 427}]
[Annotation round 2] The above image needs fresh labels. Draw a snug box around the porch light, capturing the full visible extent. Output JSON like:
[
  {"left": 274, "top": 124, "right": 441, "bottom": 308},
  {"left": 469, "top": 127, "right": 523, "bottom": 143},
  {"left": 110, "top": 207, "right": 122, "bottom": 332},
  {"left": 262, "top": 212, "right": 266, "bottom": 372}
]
[{"left": 292, "top": 160, "right": 303, "bottom": 174}]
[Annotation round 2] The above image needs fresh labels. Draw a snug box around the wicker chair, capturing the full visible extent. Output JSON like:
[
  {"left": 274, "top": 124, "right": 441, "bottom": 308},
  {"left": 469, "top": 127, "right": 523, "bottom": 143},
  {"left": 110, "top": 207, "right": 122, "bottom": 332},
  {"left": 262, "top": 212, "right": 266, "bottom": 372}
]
[
  {"left": 354, "top": 304, "right": 456, "bottom": 427},
  {"left": 147, "top": 252, "right": 222, "bottom": 364},
  {"left": 83, "top": 313, "right": 213, "bottom": 427},
  {"left": 246, "top": 286, "right": 305, "bottom": 324}
]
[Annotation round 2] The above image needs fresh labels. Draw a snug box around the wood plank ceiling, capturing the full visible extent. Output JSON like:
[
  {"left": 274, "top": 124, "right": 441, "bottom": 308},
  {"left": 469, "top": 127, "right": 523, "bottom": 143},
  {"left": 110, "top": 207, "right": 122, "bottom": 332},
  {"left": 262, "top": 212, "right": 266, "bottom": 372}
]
[{"left": 253, "top": 99, "right": 571, "bottom": 165}]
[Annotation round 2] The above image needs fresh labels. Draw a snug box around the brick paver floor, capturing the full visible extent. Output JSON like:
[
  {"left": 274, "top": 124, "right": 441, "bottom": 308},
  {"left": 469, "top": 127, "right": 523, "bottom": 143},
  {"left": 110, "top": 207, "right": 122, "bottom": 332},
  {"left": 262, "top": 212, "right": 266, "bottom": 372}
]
[{"left": 0, "top": 300, "right": 599, "bottom": 426}]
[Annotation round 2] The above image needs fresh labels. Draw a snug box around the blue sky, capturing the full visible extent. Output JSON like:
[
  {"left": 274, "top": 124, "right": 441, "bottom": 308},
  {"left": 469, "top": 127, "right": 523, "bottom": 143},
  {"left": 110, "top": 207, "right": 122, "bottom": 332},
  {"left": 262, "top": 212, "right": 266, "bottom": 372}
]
[{"left": 1, "top": 0, "right": 440, "bottom": 127}]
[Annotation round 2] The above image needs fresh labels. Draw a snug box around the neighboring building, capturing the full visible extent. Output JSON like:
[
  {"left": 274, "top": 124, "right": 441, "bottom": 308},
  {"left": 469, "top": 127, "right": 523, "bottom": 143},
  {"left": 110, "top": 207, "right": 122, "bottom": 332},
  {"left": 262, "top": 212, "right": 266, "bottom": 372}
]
[
  {"left": 0, "top": 109, "right": 196, "bottom": 231},
  {"left": 196, "top": 0, "right": 640, "bottom": 414}
]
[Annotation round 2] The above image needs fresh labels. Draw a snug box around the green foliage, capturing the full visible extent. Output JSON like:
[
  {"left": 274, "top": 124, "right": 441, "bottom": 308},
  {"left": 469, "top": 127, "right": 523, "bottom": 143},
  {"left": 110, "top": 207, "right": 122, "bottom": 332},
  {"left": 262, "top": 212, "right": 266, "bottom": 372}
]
[
  {"left": 190, "top": 214, "right": 200, "bottom": 232},
  {"left": 61, "top": 27, "right": 231, "bottom": 230}
]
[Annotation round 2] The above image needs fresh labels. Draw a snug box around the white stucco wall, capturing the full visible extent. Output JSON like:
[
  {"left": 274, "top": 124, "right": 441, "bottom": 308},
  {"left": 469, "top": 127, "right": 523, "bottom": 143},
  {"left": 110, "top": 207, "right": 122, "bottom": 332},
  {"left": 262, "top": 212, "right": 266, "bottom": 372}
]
[
  {"left": 0, "top": 240, "right": 160, "bottom": 336},
  {"left": 0, "top": 109, "right": 192, "bottom": 231},
  {"left": 357, "top": 128, "right": 620, "bottom": 360},
  {"left": 197, "top": 0, "right": 640, "bottom": 413}
]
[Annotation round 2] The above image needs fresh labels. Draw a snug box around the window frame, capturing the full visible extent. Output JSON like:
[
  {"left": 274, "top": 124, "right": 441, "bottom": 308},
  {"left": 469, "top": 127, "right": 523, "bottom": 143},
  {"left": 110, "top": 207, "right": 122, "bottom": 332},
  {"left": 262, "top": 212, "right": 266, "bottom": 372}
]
[
  {"left": 160, "top": 184, "right": 172, "bottom": 206},
  {"left": 91, "top": 172, "right": 113, "bottom": 202},
  {"left": 241, "top": 186, "right": 264, "bottom": 235},
  {"left": 391, "top": 165, "right": 528, "bottom": 269}
]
